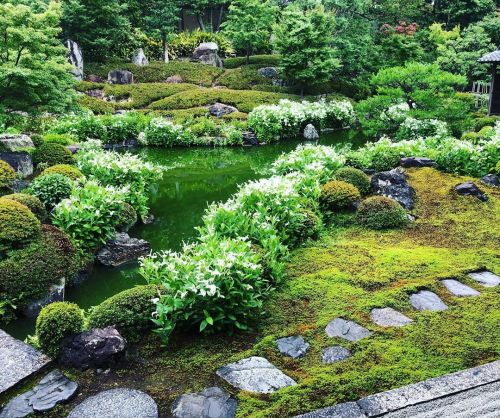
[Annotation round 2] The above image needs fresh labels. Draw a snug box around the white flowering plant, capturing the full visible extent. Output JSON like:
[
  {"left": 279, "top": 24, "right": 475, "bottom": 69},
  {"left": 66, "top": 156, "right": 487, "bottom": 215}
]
[
  {"left": 396, "top": 117, "right": 449, "bottom": 141},
  {"left": 141, "top": 118, "right": 193, "bottom": 147}
]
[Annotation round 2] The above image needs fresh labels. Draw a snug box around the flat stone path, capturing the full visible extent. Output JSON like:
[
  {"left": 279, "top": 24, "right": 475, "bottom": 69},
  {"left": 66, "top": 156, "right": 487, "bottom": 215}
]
[
  {"left": 325, "top": 318, "right": 372, "bottom": 342},
  {"left": 370, "top": 308, "right": 412, "bottom": 327},
  {"left": 468, "top": 271, "right": 500, "bottom": 287},
  {"left": 276, "top": 336, "right": 310, "bottom": 359},
  {"left": 322, "top": 346, "right": 351, "bottom": 364},
  {"left": 171, "top": 387, "right": 236, "bottom": 418},
  {"left": 409, "top": 290, "right": 447, "bottom": 311},
  {"left": 441, "top": 279, "right": 480, "bottom": 296},
  {"left": 0, "top": 329, "right": 51, "bottom": 395}
]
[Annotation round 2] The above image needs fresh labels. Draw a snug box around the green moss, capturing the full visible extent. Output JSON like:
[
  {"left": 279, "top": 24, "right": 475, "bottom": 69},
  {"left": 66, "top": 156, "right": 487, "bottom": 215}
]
[
  {"left": 224, "top": 55, "right": 282, "bottom": 69},
  {"left": 77, "top": 94, "right": 115, "bottom": 114},
  {"left": 216, "top": 66, "right": 273, "bottom": 90},
  {"left": 0, "top": 160, "right": 16, "bottom": 189}
]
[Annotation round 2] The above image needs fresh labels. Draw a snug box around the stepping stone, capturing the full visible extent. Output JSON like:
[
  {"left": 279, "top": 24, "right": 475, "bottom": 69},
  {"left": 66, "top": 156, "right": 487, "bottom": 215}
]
[
  {"left": 0, "top": 370, "right": 77, "bottom": 418},
  {"left": 468, "top": 271, "right": 500, "bottom": 287},
  {"left": 370, "top": 308, "right": 413, "bottom": 327},
  {"left": 68, "top": 388, "right": 158, "bottom": 418},
  {"left": 442, "top": 279, "right": 480, "bottom": 297},
  {"left": 276, "top": 336, "right": 310, "bottom": 359},
  {"left": 325, "top": 318, "right": 372, "bottom": 342},
  {"left": 322, "top": 346, "right": 351, "bottom": 364},
  {"left": 410, "top": 290, "right": 448, "bottom": 311},
  {"left": 0, "top": 329, "right": 51, "bottom": 395},
  {"left": 216, "top": 356, "right": 297, "bottom": 394},
  {"left": 171, "top": 387, "right": 237, "bottom": 418}
]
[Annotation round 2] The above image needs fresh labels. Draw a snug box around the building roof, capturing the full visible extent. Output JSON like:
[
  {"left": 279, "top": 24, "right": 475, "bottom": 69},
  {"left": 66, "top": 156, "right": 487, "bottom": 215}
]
[{"left": 478, "top": 50, "right": 500, "bottom": 63}]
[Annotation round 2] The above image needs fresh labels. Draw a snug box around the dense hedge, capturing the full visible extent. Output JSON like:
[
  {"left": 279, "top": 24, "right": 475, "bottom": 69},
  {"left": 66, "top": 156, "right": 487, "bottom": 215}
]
[
  {"left": 42, "top": 164, "right": 84, "bottom": 181},
  {"left": 0, "top": 199, "right": 41, "bottom": 250},
  {"left": 320, "top": 180, "right": 361, "bottom": 211},
  {"left": 1, "top": 193, "right": 47, "bottom": 221},
  {"left": 32, "top": 143, "right": 74, "bottom": 167},
  {"left": 357, "top": 196, "right": 408, "bottom": 229},
  {"left": 224, "top": 55, "right": 281, "bottom": 69},
  {"left": 0, "top": 160, "right": 16, "bottom": 189}
]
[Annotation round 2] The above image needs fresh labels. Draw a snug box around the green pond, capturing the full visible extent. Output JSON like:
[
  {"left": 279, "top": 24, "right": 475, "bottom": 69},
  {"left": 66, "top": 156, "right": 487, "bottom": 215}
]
[{"left": 4, "top": 130, "right": 366, "bottom": 339}]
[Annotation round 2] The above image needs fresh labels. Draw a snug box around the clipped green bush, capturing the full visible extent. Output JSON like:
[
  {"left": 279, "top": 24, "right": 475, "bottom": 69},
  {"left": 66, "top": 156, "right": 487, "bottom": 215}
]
[
  {"left": 77, "top": 95, "right": 115, "bottom": 114},
  {"left": 170, "top": 30, "right": 234, "bottom": 58},
  {"left": 320, "top": 180, "right": 360, "bottom": 211},
  {"left": 88, "top": 285, "right": 160, "bottom": 342},
  {"left": 335, "top": 167, "right": 371, "bottom": 195},
  {"left": 117, "top": 202, "right": 138, "bottom": 232},
  {"left": 32, "top": 143, "right": 74, "bottom": 167},
  {"left": 475, "top": 116, "right": 499, "bottom": 131},
  {"left": 42, "top": 164, "right": 84, "bottom": 181},
  {"left": 224, "top": 54, "right": 281, "bottom": 69},
  {"left": 0, "top": 225, "right": 78, "bottom": 308},
  {"left": 36, "top": 302, "right": 84, "bottom": 357},
  {"left": 42, "top": 133, "right": 76, "bottom": 145},
  {"left": 28, "top": 174, "right": 73, "bottom": 210},
  {"left": 1, "top": 193, "right": 47, "bottom": 221},
  {"left": 0, "top": 160, "right": 16, "bottom": 189},
  {"left": 357, "top": 196, "right": 408, "bottom": 229},
  {"left": 0, "top": 199, "right": 41, "bottom": 249}
]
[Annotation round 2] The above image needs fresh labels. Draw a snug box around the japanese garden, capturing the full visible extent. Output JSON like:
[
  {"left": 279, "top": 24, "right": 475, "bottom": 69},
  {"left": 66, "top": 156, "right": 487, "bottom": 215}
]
[{"left": 0, "top": 1, "right": 499, "bottom": 417}]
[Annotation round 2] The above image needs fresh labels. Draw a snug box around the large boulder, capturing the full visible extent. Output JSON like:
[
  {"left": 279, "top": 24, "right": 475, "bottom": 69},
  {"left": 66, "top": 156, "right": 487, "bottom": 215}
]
[
  {"left": 371, "top": 168, "right": 415, "bottom": 210},
  {"left": 171, "top": 387, "right": 237, "bottom": 418},
  {"left": 193, "top": 42, "right": 223, "bottom": 68},
  {"left": 64, "top": 40, "right": 83, "bottom": 81},
  {"left": 131, "top": 48, "right": 149, "bottom": 67},
  {"left": 242, "top": 131, "right": 258, "bottom": 146},
  {"left": 59, "top": 326, "right": 126, "bottom": 370},
  {"left": 165, "top": 75, "right": 184, "bottom": 84},
  {"left": 258, "top": 67, "right": 279, "bottom": 79},
  {"left": 108, "top": 70, "right": 134, "bottom": 85},
  {"left": 454, "top": 182, "right": 488, "bottom": 202},
  {"left": 0, "top": 151, "right": 33, "bottom": 178},
  {"left": 0, "top": 134, "right": 33, "bottom": 151},
  {"left": 400, "top": 157, "right": 436, "bottom": 168},
  {"left": 303, "top": 124, "right": 319, "bottom": 141},
  {"left": 480, "top": 174, "right": 499, "bottom": 187},
  {"left": 209, "top": 103, "right": 237, "bottom": 118},
  {"left": 97, "top": 233, "right": 151, "bottom": 267}
]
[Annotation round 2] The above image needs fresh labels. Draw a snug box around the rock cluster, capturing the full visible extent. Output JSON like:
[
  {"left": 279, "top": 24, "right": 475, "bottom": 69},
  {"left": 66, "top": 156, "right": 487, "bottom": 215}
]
[
  {"left": 193, "top": 42, "right": 223, "bottom": 68},
  {"left": 97, "top": 232, "right": 151, "bottom": 267},
  {"left": 371, "top": 168, "right": 415, "bottom": 209}
]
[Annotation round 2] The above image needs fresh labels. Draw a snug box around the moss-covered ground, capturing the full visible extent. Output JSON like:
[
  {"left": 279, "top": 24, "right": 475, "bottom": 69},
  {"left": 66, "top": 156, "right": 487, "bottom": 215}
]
[{"left": 5, "top": 168, "right": 499, "bottom": 417}]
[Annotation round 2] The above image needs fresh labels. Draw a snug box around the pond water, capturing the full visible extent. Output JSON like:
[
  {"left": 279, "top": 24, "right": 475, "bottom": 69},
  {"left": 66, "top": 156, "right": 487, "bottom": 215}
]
[{"left": 4, "top": 130, "right": 367, "bottom": 339}]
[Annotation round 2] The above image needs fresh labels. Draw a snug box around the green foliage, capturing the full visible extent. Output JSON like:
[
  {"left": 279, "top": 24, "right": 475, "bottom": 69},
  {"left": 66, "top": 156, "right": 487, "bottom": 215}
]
[
  {"left": 274, "top": 3, "right": 339, "bottom": 94},
  {"left": 1, "top": 193, "right": 47, "bottom": 222},
  {"left": 42, "top": 133, "right": 76, "bottom": 145},
  {"left": 117, "top": 202, "right": 138, "bottom": 232},
  {"left": 88, "top": 285, "right": 160, "bottom": 342},
  {"left": 0, "top": 1, "right": 76, "bottom": 113},
  {"left": 36, "top": 302, "right": 84, "bottom": 357},
  {"left": 224, "top": 55, "right": 281, "bottom": 69},
  {"left": 215, "top": 66, "right": 273, "bottom": 90},
  {"left": 0, "top": 161, "right": 16, "bottom": 189},
  {"left": 320, "top": 180, "right": 360, "bottom": 211},
  {"left": 0, "top": 225, "right": 78, "bottom": 311},
  {"left": 49, "top": 113, "right": 107, "bottom": 142},
  {"left": 474, "top": 116, "right": 499, "bottom": 131},
  {"left": 32, "top": 143, "right": 74, "bottom": 167},
  {"left": 28, "top": 174, "right": 74, "bottom": 211},
  {"left": 170, "top": 30, "right": 234, "bottom": 58},
  {"left": 357, "top": 196, "right": 408, "bottom": 229},
  {"left": 42, "top": 164, "right": 84, "bottom": 181},
  {"left": 0, "top": 199, "right": 41, "bottom": 251},
  {"left": 100, "top": 112, "right": 150, "bottom": 143},
  {"left": 335, "top": 167, "right": 371, "bottom": 195},
  {"left": 434, "top": 0, "right": 496, "bottom": 28},
  {"left": 77, "top": 95, "right": 115, "bottom": 114}
]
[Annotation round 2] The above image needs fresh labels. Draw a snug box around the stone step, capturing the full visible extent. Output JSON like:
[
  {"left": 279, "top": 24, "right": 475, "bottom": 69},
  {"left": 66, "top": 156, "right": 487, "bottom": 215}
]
[
  {"left": 322, "top": 346, "right": 351, "bottom": 364},
  {"left": 441, "top": 279, "right": 480, "bottom": 297},
  {"left": 171, "top": 387, "right": 237, "bottom": 418},
  {"left": 370, "top": 308, "right": 413, "bottom": 327},
  {"left": 409, "top": 290, "right": 448, "bottom": 311},
  {"left": 468, "top": 271, "right": 500, "bottom": 287},
  {"left": 276, "top": 336, "right": 310, "bottom": 359},
  {"left": 325, "top": 318, "right": 372, "bottom": 342}
]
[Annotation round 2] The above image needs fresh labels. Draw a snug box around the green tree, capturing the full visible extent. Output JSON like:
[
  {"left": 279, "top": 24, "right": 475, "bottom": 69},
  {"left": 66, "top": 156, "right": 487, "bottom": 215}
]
[
  {"left": 274, "top": 3, "right": 339, "bottom": 96},
  {"left": 0, "top": 1, "right": 75, "bottom": 114},
  {"left": 433, "top": 0, "right": 496, "bottom": 28},
  {"left": 61, "top": 0, "right": 131, "bottom": 62},
  {"left": 221, "top": 0, "right": 277, "bottom": 64}
]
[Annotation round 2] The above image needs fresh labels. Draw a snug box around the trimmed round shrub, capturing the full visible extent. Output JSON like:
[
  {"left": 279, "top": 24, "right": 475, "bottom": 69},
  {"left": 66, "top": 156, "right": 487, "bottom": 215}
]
[
  {"left": 357, "top": 196, "right": 408, "bottom": 229},
  {"left": 320, "top": 180, "right": 361, "bottom": 211},
  {"left": 0, "top": 160, "right": 16, "bottom": 189},
  {"left": 28, "top": 174, "right": 73, "bottom": 210},
  {"left": 42, "top": 133, "right": 75, "bottom": 145},
  {"left": 1, "top": 193, "right": 47, "bottom": 221},
  {"left": 36, "top": 302, "right": 84, "bottom": 357},
  {"left": 42, "top": 164, "right": 83, "bottom": 181},
  {"left": 88, "top": 285, "right": 160, "bottom": 342},
  {"left": 335, "top": 167, "right": 371, "bottom": 195},
  {"left": 117, "top": 202, "right": 138, "bottom": 232},
  {"left": 0, "top": 225, "right": 78, "bottom": 308},
  {"left": 32, "top": 143, "right": 74, "bottom": 167},
  {"left": 0, "top": 199, "right": 41, "bottom": 249}
]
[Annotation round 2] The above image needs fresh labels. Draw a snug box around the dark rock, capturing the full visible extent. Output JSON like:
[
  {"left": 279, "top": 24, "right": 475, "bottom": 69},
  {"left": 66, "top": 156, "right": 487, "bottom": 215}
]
[
  {"left": 10, "top": 179, "right": 30, "bottom": 193},
  {"left": 193, "top": 42, "right": 223, "bottom": 68},
  {"left": 87, "top": 74, "right": 104, "bottom": 83},
  {"left": 209, "top": 103, "right": 237, "bottom": 118},
  {"left": 22, "top": 278, "right": 65, "bottom": 318},
  {"left": 29, "top": 370, "right": 77, "bottom": 412},
  {"left": 0, "top": 151, "right": 33, "bottom": 177},
  {"left": 131, "top": 48, "right": 148, "bottom": 67},
  {"left": 108, "top": 70, "right": 134, "bottom": 85},
  {"left": 410, "top": 290, "right": 448, "bottom": 311},
  {"left": 371, "top": 168, "right": 415, "bottom": 209},
  {"left": 480, "top": 174, "right": 500, "bottom": 187},
  {"left": 0, "top": 134, "right": 33, "bottom": 151},
  {"left": 400, "top": 157, "right": 436, "bottom": 168},
  {"left": 165, "top": 75, "right": 184, "bottom": 84},
  {"left": 171, "top": 387, "right": 237, "bottom": 418},
  {"left": 362, "top": 169, "right": 376, "bottom": 175},
  {"left": 86, "top": 89, "right": 105, "bottom": 99},
  {"left": 59, "top": 326, "right": 126, "bottom": 370},
  {"left": 258, "top": 67, "right": 279, "bottom": 79},
  {"left": 321, "top": 346, "right": 351, "bottom": 364},
  {"left": 303, "top": 124, "right": 319, "bottom": 141},
  {"left": 64, "top": 40, "right": 83, "bottom": 81},
  {"left": 67, "top": 144, "right": 81, "bottom": 154},
  {"left": 97, "top": 232, "right": 151, "bottom": 267},
  {"left": 454, "top": 182, "right": 488, "bottom": 202},
  {"left": 276, "top": 336, "right": 309, "bottom": 359},
  {"left": 68, "top": 388, "right": 158, "bottom": 418},
  {"left": 325, "top": 318, "right": 372, "bottom": 342},
  {"left": 242, "top": 131, "right": 258, "bottom": 146}
]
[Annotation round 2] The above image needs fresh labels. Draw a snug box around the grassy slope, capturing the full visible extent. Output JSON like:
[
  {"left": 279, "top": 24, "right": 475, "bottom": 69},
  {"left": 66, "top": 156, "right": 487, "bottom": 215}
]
[{"left": 34, "top": 168, "right": 499, "bottom": 418}]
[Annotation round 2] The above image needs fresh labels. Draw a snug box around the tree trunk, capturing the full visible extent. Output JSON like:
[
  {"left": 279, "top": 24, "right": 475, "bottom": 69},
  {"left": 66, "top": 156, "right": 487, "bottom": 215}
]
[
  {"left": 300, "top": 86, "right": 304, "bottom": 98},
  {"left": 215, "top": 5, "right": 224, "bottom": 32},
  {"left": 162, "top": 32, "right": 169, "bottom": 63},
  {"left": 197, "top": 14, "right": 206, "bottom": 31}
]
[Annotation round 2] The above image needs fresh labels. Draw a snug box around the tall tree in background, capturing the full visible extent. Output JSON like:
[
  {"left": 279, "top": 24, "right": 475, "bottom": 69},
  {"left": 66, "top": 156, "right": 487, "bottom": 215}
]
[
  {"left": 0, "top": 1, "right": 75, "bottom": 113},
  {"left": 433, "top": 0, "right": 496, "bottom": 28},
  {"left": 221, "top": 0, "right": 277, "bottom": 64},
  {"left": 61, "top": 0, "right": 131, "bottom": 61},
  {"left": 274, "top": 3, "right": 339, "bottom": 96}
]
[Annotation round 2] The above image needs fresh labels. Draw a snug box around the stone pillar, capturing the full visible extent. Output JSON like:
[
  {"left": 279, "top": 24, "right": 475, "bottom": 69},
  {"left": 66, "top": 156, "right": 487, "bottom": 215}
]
[{"left": 64, "top": 39, "right": 83, "bottom": 81}]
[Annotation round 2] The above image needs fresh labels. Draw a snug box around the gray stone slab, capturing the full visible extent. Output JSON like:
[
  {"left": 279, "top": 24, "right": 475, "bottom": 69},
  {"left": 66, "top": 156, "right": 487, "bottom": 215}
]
[
  {"left": 370, "top": 308, "right": 413, "bottom": 327},
  {"left": 276, "top": 336, "right": 310, "bottom": 359},
  {"left": 468, "top": 271, "right": 500, "bottom": 287},
  {"left": 216, "top": 356, "right": 297, "bottom": 394},
  {"left": 409, "top": 290, "right": 448, "bottom": 311},
  {"left": 0, "top": 394, "right": 32, "bottom": 418},
  {"left": 68, "top": 388, "right": 158, "bottom": 418},
  {"left": 322, "top": 346, "right": 351, "bottom": 364},
  {"left": 325, "top": 318, "right": 372, "bottom": 342},
  {"left": 294, "top": 402, "right": 366, "bottom": 418},
  {"left": 171, "top": 387, "right": 237, "bottom": 418},
  {"left": 441, "top": 279, "right": 480, "bottom": 297},
  {"left": 357, "top": 360, "right": 500, "bottom": 417},
  {"left": 0, "top": 329, "right": 51, "bottom": 395}
]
